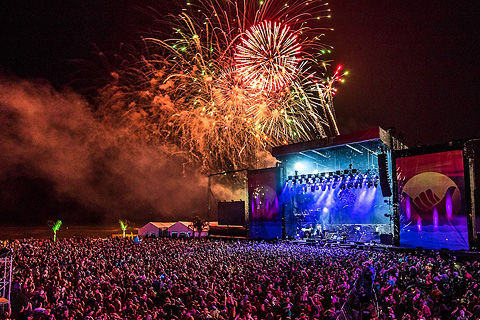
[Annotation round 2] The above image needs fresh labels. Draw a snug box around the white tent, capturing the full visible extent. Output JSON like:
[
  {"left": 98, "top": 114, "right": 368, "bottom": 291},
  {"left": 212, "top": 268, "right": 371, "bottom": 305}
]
[
  {"left": 138, "top": 222, "right": 175, "bottom": 238},
  {"left": 138, "top": 221, "right": 214, "bottom": 238}
]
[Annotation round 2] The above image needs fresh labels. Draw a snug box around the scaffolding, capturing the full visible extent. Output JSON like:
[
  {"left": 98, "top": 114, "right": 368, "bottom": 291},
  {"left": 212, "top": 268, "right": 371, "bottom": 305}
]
[{"left": 0, "top": 249, "right": 13, "bottom": 314}]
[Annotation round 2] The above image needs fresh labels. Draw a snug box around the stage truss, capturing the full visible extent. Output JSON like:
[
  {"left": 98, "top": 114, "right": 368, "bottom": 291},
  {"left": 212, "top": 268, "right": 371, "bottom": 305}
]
[{"left": 0, "top": 249, "right": 13, "bottom": 313}]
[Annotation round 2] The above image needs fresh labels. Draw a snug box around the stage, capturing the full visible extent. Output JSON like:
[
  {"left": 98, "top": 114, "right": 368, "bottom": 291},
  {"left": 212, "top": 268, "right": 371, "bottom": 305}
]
[
  {"left": 247, "top": 127, "right": 479, "bottom": 251},
  {"left": 273, "top": 127, "right": 395, "bottom": 244}
]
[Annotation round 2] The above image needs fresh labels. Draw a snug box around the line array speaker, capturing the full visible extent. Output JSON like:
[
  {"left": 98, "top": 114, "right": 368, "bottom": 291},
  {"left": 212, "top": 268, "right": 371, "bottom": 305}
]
[{"left": 378, "top": 153, "right": 392, "bottom": 197}]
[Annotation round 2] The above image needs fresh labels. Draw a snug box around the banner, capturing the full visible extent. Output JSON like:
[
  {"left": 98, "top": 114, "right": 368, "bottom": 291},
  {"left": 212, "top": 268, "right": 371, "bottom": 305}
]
[
  {"left": 248, "top": 168, "right": 282, "bottom": 239},
  {"left": 396, "top": 150, "right": 468, "bottom": 249}
]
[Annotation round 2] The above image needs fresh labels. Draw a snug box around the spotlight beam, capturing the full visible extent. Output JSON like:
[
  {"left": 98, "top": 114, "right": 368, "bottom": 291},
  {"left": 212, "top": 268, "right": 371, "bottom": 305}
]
[
  {"left": 346, "top": 144, "right": 363, "bottom": 154},
  {"left": 358, "top": 144, "right": 378, "bottom": 156},
  {"left": 311, "top": 150, "right": 329, "bottom": 158},
  {"left": 299, "top": 152, "right": 319, "bottom": 162}
]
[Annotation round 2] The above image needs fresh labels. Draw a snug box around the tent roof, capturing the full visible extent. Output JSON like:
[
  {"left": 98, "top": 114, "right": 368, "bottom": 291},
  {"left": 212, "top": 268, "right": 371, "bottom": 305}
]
[
  {"left": 149, "top": 222, "right": 176, "bottom": 229},
  {"left": 146, "top": 221, "right": 218, "bottom": 231}
]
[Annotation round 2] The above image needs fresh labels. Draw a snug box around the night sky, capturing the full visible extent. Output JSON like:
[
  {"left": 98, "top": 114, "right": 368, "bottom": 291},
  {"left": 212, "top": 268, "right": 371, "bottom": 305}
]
[
  {"left": 1, "top": 0, "right": 479, "bottom": 145},
  {"left": 1, "top": 0, "right": 479, "bottom": 225}
]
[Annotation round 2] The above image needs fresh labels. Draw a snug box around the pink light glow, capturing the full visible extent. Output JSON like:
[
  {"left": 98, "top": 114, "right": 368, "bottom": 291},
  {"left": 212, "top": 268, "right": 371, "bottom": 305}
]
[
  {"left": 433, "top": 206, "right": 438, "bottom": 228},
  {"left": 406, "top": 195, "right": 411, "bottom": 219},
  {"left": 446, "top": 188, "right": 453, "bottom": 219}
]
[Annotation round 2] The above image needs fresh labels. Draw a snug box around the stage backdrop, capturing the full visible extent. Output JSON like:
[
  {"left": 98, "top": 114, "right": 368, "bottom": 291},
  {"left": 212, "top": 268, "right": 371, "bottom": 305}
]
[
  {"left": 248, "top": 167, "right": 282, "bottom": 239},
  {"left": 396, "top": 150, "right": 468, "bottom": 249}
]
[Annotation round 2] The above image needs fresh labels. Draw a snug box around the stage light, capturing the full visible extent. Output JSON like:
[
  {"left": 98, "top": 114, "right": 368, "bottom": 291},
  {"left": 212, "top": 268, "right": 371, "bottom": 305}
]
[
  {"left": 352, "top": 169, "right": 358, "bottom": 174},
  {"left": 288, "top": 176, "right": 293, "bottom": 181},
  {"left": 294, "top": 162, "right": 305, "bottom": 172},
  {"left": 344, "top": 169, "right": 349, "bottom": 174}
]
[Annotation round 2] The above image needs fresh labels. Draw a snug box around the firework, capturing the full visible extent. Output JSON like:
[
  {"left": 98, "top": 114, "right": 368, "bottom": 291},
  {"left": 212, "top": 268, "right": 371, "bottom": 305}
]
[
  {"left": 235, "top": 21, "right": 301, "bottom": 92},
  {"left": 98, "top": 0, "right": 346, "bottom": 173}
]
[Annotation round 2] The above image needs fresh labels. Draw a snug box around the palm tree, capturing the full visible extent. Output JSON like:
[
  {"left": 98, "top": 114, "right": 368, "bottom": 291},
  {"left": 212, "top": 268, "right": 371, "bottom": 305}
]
[
  {"left": 119, "top": 219, "right": 129, "bottom": 238},
  {"left": 52, "top": 220, "right": 62, "bottom": 242},
  {"left": 192, "top": 216, "right": 209, "bottom": 239}
]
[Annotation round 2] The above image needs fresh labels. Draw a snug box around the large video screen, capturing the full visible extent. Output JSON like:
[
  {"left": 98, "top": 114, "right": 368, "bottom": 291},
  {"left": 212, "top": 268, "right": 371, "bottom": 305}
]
[
  {"left": 248, "top": 167, "right": 282, "bottom": 239},
  {"left": 396, "top": 150, "right": 468, "bottom": 249},
  {"left": 218, "top": 201, "right": 245, "bottom": 226}
]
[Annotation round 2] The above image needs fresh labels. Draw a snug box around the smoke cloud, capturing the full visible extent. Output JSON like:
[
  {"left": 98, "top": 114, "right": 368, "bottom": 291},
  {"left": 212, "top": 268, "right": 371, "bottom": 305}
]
[{"left": 0, "top": 76, "right": 207, "bottom": 225}]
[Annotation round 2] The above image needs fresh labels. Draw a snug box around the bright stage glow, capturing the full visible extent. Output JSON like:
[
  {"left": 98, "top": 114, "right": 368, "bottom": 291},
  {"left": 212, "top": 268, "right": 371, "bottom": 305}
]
[{"left": 294, "top": 162, "right": 305, "bottom": 172}]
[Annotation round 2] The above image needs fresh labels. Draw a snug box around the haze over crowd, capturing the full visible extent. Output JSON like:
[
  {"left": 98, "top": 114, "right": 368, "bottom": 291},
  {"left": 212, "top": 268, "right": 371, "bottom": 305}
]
[{"left": 0, "top": 77, "right": 208, "bottom": 225}]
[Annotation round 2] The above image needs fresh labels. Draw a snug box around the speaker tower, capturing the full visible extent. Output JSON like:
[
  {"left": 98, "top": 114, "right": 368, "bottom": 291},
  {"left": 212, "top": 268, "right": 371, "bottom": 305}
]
[{"left": 378, "top": 153, "right": 392, "bottom": 197}]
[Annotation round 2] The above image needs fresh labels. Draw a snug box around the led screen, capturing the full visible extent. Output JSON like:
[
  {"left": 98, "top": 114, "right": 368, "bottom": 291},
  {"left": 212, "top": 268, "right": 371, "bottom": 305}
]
[{"left": 396, "top": 150, "right": 468, "bottom": 249}]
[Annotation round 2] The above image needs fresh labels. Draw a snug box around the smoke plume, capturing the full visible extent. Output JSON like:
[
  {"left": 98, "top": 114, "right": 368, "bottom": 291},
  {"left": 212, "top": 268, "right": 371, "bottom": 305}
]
[{"left": 0, "top": 76, "right": 207, "bottom": 225}]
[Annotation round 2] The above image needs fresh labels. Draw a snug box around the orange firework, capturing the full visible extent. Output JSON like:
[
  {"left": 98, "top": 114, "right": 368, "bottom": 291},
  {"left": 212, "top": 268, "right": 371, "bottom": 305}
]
[{"left": 98, "top": 0, "right": 346, "bottom": 173}]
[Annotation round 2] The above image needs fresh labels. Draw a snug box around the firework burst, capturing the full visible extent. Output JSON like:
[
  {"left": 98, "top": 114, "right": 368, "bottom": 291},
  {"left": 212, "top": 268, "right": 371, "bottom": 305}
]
[
  {"left": 98, "top": 0, "right": 346, "bottom": 172},
  {"left": 235, "top": 21, "right": 301, "bottom": 92}
]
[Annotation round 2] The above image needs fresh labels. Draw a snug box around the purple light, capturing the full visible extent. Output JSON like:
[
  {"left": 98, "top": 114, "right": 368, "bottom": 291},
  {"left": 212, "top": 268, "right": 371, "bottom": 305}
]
[
  {"left": 446, "top": 189, "right": 453, "bottom": 219},
  {"left": 433, "top": 206, "right": 438, "bottom": 228},
  {"left": 417, "top": 218, "right": 422, "bottom": 232},
  {"left": 364, "top": 186, "right": 376, "bottom": 207},
  {"left": 406, "top": 195, "right": 411, "bottom": 220}
]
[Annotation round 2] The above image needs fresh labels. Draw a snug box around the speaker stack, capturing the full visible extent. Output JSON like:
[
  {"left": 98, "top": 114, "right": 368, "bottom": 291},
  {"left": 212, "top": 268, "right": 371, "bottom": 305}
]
[{"left": 378, "top": 153, "right": 392, "bottom": 197}]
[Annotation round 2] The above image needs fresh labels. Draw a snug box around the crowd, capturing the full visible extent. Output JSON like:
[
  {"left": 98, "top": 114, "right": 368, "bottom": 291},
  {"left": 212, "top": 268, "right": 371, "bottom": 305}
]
[{"left": 0, "top": 238, "right": 479, "bottom": 320}]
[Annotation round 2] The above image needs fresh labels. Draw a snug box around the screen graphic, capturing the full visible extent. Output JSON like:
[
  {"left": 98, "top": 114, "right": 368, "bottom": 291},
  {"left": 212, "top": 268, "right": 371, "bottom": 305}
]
[
  {"left": 248, "top": 168, "right": 282, "bottom": 239},
  {"left": 396, "top": 150, "right": 468, "bottom": 249}
]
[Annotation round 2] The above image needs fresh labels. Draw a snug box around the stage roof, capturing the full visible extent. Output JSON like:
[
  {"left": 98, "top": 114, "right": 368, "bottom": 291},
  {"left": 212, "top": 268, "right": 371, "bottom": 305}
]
[{"left": 271, "top": 127, "right": 392, "bottom": 158}]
